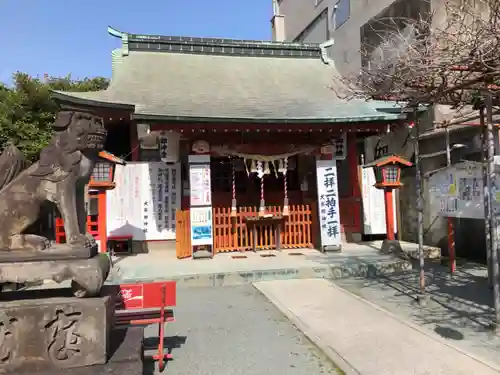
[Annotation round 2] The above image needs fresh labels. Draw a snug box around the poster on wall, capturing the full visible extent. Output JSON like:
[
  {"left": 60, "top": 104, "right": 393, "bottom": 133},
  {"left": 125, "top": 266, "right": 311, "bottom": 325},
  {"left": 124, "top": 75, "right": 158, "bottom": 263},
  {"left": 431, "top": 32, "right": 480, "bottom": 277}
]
[
  {"left": 189, "top": 164, "right": 211, "bottom": 206},
  {"left": 190, "top": 206, "right": 213, "bottom": 246},
  {"left": 428, "top": 162, "right": 484, "bottom": 219},
  {"left": 316, "top": 159, "right": 342, "bottom": 250},
  {"left": 106, "top": 162, "right": 181, "bottom": 240},
  {"left": 361, "top": 167, "right": 397, "bottom": 235}
]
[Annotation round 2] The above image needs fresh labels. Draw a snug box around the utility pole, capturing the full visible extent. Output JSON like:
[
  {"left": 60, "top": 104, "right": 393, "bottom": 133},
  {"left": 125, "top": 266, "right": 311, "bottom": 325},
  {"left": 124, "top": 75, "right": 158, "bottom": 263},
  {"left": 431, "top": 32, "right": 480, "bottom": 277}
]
[
  {"left": 485, "top": 91, "right": 500, "bottom": 328},
  {"left": 414, "top": 109, "right": 426, "bottom": 304},
  {"left": 480, "top": 107, "right": 493, "bottom": 288}
]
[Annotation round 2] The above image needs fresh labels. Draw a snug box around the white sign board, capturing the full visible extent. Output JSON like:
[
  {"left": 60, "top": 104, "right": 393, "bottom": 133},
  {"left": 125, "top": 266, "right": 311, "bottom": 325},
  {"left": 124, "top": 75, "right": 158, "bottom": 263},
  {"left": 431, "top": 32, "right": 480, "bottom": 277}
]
[
  {"left": 361, "top": 167, "right": 397, "bottom": 235},
  {"left": 189, "top": 163, "right": 212, "bottom": 206},
  {"left": 316, "top": 159, "right": 342, "bottom": 249},
  {"left": 428, "top": 162, "right": 484, "bottom": 219},
  {"left": 106, "top": 162, "right": 181, "bottom": 240},
  {"left": 190, "top": 206, "right": 213, "bottom": 246}
]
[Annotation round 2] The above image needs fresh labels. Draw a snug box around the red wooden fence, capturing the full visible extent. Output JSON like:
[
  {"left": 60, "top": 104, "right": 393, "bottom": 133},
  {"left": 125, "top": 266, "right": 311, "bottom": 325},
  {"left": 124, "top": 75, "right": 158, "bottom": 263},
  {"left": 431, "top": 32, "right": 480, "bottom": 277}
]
[
  {"left": 175, "top": 205, "right": 314, "bottom": 258},
  {"left": 175, "top": 210, "right": 192, "bottom": 259}
]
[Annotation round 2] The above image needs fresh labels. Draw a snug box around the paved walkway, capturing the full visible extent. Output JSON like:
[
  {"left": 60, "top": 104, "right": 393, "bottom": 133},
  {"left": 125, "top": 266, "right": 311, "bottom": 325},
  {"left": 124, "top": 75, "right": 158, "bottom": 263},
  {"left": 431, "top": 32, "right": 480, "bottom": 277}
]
[
  {"left": 106, "top": 243, "right": 411, "bottom": 287},
  {"left": 335, "top": 261, "right": 500, "bottom": 368},
  {"left": 254, "top": 278, "right": 500, "bottom": 375}
]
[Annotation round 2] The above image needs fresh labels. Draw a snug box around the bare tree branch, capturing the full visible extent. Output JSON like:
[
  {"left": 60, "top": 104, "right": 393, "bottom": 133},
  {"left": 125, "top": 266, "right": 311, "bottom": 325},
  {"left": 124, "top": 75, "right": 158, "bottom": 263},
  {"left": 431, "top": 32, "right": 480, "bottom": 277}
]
[{"left": 334, "top": 0, "right": 500, "bottom": 108}]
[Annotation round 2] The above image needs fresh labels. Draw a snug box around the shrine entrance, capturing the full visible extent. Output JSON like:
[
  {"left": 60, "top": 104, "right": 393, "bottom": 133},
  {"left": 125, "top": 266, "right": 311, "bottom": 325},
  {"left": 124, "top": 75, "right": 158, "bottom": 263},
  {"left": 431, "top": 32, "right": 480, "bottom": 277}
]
[{"left": 209, "top": 154, "right": 314, "bottom": 252}]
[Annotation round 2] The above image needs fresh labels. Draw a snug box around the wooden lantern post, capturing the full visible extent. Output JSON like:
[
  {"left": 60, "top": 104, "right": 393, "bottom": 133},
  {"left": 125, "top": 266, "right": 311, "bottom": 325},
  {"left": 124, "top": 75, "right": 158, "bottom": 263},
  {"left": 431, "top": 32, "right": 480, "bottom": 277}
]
[{"left": 363, "top": 155, "right": 413, "bottom": 241}]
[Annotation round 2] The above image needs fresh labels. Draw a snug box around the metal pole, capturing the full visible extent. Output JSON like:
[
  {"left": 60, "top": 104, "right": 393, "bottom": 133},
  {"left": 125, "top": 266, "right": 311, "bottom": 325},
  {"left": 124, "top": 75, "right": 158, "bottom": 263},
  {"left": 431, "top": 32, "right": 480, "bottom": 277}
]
[
  {"left": 445, "top": 126, "right": 456, "bottom": 274},
  {"left": 414, "top": 109, "right": 426, "bottom": 304},
  {"left": 445, "top": 126, "right": 451, "bottom": 166},
  {"left": 481, "top": 107, "right": 493, "bottom": 288},
  {"left": 485, "top": 91, "right": 500, "bottom": 328}
]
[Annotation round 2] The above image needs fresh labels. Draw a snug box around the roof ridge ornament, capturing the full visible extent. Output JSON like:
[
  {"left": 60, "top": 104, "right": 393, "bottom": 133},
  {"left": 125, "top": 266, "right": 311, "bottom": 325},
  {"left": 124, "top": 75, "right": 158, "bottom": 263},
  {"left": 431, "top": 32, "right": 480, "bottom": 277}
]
[
  {"left": 108, "top": 26, "right": 129, "bottom": 56},
  {"left": 319, "top": 39, "right": 334, "bottom": 65}
]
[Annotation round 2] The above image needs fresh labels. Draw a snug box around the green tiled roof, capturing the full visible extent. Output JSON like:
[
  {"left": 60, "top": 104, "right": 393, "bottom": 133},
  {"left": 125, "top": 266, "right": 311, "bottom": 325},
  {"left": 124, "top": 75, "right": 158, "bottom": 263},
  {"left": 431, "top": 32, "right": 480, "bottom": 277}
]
[{"left": 51, "top": 28, "right": 405, "bottom": 123}]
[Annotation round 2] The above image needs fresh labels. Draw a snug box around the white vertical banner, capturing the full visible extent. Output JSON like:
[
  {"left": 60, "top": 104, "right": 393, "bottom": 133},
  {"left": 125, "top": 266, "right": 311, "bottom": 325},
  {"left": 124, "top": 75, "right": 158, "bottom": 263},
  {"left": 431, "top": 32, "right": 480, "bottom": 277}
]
[
  {"left": 141, "top": 162, "right": 181, "bottom": 240},
  {"left": 106, "top": 164, "right": 144, "bottom": 239},
  {"left": 316, "top": 159, "right": 342, "bottom": 250},
  {"left": 361, "top": 167, "right": 397, "bottom": 235},
  {"left": 106, "top": 162, "right": 181, "bottom": 240}
]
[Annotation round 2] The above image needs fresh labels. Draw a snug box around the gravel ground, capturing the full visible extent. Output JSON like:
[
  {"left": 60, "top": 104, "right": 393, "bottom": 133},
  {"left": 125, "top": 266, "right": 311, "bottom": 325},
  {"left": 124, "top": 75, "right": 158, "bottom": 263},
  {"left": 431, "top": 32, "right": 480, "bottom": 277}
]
[{"left": 143, "top": 284, "right": 342, "bottom": 375}]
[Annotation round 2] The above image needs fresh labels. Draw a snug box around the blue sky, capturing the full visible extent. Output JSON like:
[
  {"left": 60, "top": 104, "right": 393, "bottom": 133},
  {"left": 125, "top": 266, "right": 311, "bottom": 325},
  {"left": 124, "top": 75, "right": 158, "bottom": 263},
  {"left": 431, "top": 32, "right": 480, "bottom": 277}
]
[{"left": 0, "top": 0, "right": 272, "bottom": 84}]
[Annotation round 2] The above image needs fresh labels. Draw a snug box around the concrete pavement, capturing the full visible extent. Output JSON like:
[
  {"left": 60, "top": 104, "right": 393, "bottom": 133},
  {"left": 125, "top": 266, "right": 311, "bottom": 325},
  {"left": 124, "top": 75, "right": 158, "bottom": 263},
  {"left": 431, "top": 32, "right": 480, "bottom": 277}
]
[{"left": 254, "top": 278, "right": 500, "bottom": 375}]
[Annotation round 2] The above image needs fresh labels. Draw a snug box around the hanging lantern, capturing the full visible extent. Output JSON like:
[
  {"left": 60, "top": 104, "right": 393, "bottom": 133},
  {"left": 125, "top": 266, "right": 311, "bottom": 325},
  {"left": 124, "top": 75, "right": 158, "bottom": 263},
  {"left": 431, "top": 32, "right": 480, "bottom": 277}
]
[{"left": 282, "top": 157, "right": 289, "bottom": 216}]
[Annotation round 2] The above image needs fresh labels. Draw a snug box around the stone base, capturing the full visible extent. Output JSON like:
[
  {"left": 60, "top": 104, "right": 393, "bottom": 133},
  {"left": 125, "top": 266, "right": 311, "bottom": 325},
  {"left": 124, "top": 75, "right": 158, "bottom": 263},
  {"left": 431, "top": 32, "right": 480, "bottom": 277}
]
[
  {"left": 380, "top": 239, "right": 404, "bottom": 256},
  {"left": 0, "top": 243, "right": 98, "bottom": 263},
  {"left": 322, "top": 244, "right": 342, "bottom": 252},
  {"left": 379, "top": 240, "right": 441, "bottom": 260},
  {"left": 37, "top": 327, "right": 144, "bottom": 375},
  {"left": 0, "top": 289, "right": 113, "bottom": 373},
  {"left": 0, "top": 253, "right": 111, "bottom": 297}
]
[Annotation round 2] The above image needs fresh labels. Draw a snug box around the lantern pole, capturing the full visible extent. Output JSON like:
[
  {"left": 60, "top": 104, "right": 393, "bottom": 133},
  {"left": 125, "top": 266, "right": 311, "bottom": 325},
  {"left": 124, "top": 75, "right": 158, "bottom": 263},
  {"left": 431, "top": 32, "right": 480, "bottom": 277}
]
[
  {"left": 384, "top": 188, "right": 396, "bottom": 240},
  {"left": 414, "top": 108, "right": 427, "bottom": 305}
]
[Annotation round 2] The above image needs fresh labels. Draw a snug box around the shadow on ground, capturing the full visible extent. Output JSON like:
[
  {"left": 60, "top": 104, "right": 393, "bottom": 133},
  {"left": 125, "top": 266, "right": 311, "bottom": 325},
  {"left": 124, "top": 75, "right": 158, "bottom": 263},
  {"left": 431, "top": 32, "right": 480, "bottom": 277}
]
[
  {"left": 355, "top": 260, "right": 495, "bottom": 332},
  {"left": 143, "top": 335, "right": 187, "bottom": 375}
]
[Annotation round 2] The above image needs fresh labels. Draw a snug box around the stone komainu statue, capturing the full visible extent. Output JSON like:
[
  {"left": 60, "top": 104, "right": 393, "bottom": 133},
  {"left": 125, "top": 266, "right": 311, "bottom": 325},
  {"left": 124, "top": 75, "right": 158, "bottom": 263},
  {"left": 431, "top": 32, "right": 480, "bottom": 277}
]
[{"left": 0, "top": 111, "right": 107, "bottom": 252}]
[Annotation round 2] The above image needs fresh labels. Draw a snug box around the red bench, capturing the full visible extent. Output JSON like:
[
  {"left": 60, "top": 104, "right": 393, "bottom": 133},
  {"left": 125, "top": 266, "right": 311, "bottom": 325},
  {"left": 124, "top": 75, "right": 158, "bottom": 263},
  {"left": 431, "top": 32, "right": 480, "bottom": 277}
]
[{"left": 104, "top": 281, "right": 177, "bottom": 372}]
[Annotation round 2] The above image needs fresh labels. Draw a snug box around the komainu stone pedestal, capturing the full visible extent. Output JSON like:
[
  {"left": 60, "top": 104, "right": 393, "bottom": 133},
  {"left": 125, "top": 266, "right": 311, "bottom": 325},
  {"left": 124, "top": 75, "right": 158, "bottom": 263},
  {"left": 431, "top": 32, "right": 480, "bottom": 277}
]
[
  {"left": 0, "top": 288, "right": 113, "bottom": 373},
  {"left": 38, "top": 327, "right": 144, "bottom": 375}
]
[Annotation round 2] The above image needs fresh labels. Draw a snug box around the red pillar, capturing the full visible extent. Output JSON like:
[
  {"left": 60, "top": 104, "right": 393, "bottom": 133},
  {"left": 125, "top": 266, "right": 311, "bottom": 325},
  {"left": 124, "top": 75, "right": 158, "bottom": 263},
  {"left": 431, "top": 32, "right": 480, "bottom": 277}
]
[
  {"left": 98, "top": 190, "right": 108, "bottom": 253},
  {"left": 384, "top": 189, "right": 395, "bottom": 240},
  {"left": 447, "top": 217, "right": 456, "bottom": 273}
]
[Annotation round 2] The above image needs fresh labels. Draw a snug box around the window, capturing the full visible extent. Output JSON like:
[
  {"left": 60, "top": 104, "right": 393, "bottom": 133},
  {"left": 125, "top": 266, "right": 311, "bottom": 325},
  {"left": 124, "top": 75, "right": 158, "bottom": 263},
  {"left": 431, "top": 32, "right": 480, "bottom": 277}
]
[
  {"left": 331, "top": 0, "right": 350, "bottom": 30},
  {"left": 91, "top": 162, "right": 112, "bottom": 182}
]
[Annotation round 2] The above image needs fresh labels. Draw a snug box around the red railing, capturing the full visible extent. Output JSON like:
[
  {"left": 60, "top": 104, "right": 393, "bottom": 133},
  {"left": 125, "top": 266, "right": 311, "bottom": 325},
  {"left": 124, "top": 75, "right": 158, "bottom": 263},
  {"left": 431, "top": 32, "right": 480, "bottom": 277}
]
[{"left": 213, "top": 205, "right": 313, "bottom": 253}]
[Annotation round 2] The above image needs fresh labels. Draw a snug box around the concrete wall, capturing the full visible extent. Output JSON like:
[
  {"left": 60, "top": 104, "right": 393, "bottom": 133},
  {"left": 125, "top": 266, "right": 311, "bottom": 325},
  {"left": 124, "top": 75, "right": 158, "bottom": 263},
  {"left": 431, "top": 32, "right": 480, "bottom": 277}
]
[{"left": 277, "top": 0, "right": 402, "bottom": 75}]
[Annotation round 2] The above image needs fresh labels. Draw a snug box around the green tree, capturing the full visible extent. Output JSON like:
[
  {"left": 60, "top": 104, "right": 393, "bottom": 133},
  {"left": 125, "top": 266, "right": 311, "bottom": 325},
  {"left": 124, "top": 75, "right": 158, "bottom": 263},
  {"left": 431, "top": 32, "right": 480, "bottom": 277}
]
[{"left": 0, "top": 72, "right": 109, "bottom": 161}]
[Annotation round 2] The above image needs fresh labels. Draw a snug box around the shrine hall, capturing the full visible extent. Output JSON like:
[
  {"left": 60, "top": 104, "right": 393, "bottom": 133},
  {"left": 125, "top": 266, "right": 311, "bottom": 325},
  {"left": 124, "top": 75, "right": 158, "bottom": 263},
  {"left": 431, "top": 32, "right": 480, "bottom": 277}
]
[{"left": 51, "top": 26, "right": 408, "bottom": 258}]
